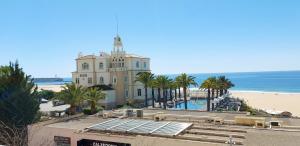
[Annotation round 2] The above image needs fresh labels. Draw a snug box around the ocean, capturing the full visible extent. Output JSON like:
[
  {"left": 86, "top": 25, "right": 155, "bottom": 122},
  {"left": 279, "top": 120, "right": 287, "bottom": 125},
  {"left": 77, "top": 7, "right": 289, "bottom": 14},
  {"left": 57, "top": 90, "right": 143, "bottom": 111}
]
[
  {"left": 167, "top": 71, "right": 300, "bottom": 93},
  {"left": 35, "top": 71, "right": 300, "bottom": 93}
]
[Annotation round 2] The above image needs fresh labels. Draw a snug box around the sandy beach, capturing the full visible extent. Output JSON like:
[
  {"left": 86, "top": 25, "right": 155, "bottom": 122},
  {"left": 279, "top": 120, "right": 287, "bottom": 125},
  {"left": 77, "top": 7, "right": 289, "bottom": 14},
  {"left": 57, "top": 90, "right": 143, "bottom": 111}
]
[
  {"left": 38, "top": 85, "right": 64, "bottom": 92},
  {"left": 231, "top": 91, "right": 300, "bottom": 117}
]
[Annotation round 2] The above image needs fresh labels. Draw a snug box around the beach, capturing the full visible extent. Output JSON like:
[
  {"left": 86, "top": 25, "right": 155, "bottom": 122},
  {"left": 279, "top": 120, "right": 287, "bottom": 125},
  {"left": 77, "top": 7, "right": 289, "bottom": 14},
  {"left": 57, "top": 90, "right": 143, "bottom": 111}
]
[
  {"left": 38, "top": 85, "right": 64, "bottom": 92},
  {"left": 231, "top": 91, "right": 300, "bottom": 117}
]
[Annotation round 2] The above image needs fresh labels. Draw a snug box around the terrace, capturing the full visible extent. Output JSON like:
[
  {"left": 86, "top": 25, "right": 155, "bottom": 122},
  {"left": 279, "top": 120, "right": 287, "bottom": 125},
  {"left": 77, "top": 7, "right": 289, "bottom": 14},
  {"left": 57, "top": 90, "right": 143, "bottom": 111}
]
[{"left": 31, "top": 109, "right": 300, "bottom": 146}]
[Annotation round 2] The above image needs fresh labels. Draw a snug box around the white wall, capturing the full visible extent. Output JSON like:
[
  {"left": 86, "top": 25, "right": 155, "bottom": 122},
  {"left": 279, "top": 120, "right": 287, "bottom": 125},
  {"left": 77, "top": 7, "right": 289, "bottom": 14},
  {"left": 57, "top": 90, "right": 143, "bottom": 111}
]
[
  {"left": 126, "top": 57, "right": 150, "bottom": 71},
  {"left": 77, "top": 58, "right": 94, "bottom": 73},
  {"left": 96, "top": 72, "right": 111, "bottom": 85},
  {"left": 97, "top": 90, "right": 116, "bottom": 108}
]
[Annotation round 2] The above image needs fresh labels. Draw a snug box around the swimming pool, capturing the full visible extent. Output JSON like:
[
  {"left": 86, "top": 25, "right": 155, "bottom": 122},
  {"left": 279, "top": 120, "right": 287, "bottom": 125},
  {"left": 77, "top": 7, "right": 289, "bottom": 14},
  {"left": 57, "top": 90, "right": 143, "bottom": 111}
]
[{"left": 175, "top": 99, "right": 206, "bottom": 110}]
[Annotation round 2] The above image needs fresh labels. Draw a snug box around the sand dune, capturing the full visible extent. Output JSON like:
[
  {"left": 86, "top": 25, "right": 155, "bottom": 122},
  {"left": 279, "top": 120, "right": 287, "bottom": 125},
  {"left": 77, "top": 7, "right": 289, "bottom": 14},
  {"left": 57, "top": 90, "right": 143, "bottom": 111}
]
[{"left": 231, "top": 91, "right": 300, "bottom": 117}]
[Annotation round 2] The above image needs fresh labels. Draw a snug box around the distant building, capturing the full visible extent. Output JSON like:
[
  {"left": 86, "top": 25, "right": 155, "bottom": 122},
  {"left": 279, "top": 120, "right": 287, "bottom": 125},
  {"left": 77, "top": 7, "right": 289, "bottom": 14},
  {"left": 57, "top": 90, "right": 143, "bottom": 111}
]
[{"left": 72, "top": 34, "right": 151, "bottom": 108}]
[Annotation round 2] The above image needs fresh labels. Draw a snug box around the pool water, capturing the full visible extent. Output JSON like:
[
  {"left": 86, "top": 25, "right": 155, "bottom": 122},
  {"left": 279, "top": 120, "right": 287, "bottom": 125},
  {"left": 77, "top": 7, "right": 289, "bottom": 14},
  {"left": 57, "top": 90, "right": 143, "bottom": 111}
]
[{"left": 175, "top": 99, "right": 207, "bottom": 110}]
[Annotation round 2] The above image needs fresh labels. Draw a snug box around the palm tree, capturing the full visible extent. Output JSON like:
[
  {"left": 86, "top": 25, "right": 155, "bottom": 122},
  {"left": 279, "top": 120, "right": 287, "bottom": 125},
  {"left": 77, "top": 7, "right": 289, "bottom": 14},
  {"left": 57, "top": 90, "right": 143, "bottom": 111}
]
[
  {"left": 217, "top": 76, "right": 226, "bottom": 96},
  {"left": 85, "top": 87, "right": 106, "bottom": 114},
  {"left": 135, "top": 72, "right": 155, "bottom": 108},
  {"left": 155, "top": 78, "right": 162, "bottom": 108},
  {"left": 168, "top": 80, "right": 175, "bottom": 101},
  {"left": 200, "top": 77, "right": 217, "bottom": 111},
  {"left": 176, "top": 73, "right": 197, "bottom": 110},
  {"left": 169, "top": 80, "right": 179, "bottom": 108},
  {"left": 149, "top": 78, "right": 157, "bottom": 108},
  {"left": 59, "top": 83, "right": 86, "bottom": 115},
  {"left": 218, "top": 76, "right": 235, "bottom": 96},
  {"left": 175, "top": 76, "right": 182, "bottom": 100},
  {"left": 156, "top": 75, "right": 171, "bottom": 109},
  {"left": 224, "top": 78, "right": 234, "bottom": 94},
  {"left": 173, "top": 81, "right": 178, "bottom": 102}
]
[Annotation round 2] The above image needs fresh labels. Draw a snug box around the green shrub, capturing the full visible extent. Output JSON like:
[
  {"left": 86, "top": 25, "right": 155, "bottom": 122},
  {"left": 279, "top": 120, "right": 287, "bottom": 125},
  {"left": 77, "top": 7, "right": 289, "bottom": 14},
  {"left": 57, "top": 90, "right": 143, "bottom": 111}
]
[
  {"left": 36, "top": 90, "right": 55, "bottom": 100},
  {"left": 83, "top": 108, "right": 92, "bottom": 115},
  {"left": 83, "top": 107, "right": 103, "bottom": 115}
]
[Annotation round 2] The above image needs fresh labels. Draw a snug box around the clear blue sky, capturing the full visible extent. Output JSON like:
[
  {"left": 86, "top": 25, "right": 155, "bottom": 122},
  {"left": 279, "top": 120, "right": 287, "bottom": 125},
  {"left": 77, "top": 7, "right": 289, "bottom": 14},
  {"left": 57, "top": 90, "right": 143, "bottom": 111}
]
[{"left": 0, "top": 0, "right": 299, "bottom": 77}]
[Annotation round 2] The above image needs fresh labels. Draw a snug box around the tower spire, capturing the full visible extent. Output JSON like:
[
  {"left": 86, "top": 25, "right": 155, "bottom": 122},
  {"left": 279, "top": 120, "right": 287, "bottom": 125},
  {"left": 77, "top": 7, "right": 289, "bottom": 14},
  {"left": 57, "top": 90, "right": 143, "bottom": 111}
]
[
  {"left": 115, "top": 15, "right": 119, "bottom": 36},
  {"left": 113, "top": 15, "right": 123, "bottom": 52}
]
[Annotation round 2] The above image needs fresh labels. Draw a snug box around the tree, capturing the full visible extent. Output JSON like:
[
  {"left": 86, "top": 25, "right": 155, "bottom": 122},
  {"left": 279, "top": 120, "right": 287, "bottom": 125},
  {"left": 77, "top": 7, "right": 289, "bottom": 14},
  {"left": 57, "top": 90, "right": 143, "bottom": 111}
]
[
  {"left": 149, "top": 78, "right": 157, "bottom": 108},
  {"left": 155, "top": 75, "right": 171, "bottom": 109},
  {"left": 224, "top": 78, "right": 234, "bottom": 94},
  {"left": 175, "top": 76, "right": 182, "bottom": 100},
  {"left": 176, "top": 73, "right": 197, "bottom": 110},
  {"left": 217, "top": 76, "right": 235, "bottom": 96},
  {"left": 57, "top": 83, "right": 86, "bottom": 115},
  {"left": 0, "top": 61, "right": 40, "bottom": 146},
  {"left": 85, "top": 88, "right": 105, "bottom": 114},
  {"left": 169, "top": 80, "right": 176, "bottom": 101},
  {"left": 135, "top": 72, "right": 154, "bottom": 108},
  {"left": 201, "top": 77, "right": 217, "bottom": 111}
]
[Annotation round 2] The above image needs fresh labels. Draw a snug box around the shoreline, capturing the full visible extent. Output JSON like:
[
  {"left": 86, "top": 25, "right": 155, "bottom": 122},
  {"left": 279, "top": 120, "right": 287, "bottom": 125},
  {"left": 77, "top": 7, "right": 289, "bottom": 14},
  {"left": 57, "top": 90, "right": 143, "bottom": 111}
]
[{"left": 230, "top": 90, "right": 300, "bottom": 94}]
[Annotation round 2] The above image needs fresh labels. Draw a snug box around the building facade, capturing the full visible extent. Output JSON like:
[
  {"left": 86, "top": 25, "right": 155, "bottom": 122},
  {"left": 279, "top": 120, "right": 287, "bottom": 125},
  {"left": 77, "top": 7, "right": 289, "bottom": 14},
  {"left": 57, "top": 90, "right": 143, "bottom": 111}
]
[{"left": 72, "top": 35, "right": 151, "bottom": 107}]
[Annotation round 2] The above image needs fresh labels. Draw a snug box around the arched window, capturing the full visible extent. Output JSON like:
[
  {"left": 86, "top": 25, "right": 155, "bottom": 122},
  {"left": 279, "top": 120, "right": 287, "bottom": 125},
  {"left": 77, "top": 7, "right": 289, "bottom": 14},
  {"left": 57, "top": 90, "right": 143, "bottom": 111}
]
[
  {"left": 136, "top": 61, "right": 140, "bottom": 68},
  {"left": 99, "top": 77, "right": 104, "bottom": 84},
  {"left": 82, "top": 63, "right": 89, "bottom": 70},
  {"left": 99, "top": 62, "right": 103, "bottom": 69}
]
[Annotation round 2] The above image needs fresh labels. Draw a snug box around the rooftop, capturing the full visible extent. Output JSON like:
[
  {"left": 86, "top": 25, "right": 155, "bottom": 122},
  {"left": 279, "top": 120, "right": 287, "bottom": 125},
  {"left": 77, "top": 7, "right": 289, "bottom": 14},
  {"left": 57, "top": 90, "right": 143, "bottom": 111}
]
[{"left": 43, "top": 109, "right": 300, "bottom": 146}]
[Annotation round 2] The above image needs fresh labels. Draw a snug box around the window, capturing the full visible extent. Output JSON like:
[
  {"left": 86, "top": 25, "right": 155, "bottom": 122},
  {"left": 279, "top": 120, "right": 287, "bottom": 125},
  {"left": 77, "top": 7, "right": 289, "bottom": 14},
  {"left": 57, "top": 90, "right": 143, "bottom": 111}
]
[
  {"left": 113, "top": 77, "right": 117, "bottom": 84},
  {"left": 137, "top": 89, "right": 142, "bottom": 96},
  {"left": 144, "top": 62, "right": 147, "bottom": 68},
  {"left": 99, "top": 77, "right": 104, "bottom": 84},
  {"left": 75, "top": 78, "right": 80, "bottom": 84},
  {"left": 88, "top": 77, "right": 92, "bottom": 84},
  {"left": 82, "top": 63, "right": 89, "bottom": 70},
  {"left": 122, "top": 62, "right": 124, "bottom": 67},
  {"left": 99, "top": 62, "right": 103, "bottom": 69},
  {"left": 136, "top": 61, "right": 140, "bottom": 68}
]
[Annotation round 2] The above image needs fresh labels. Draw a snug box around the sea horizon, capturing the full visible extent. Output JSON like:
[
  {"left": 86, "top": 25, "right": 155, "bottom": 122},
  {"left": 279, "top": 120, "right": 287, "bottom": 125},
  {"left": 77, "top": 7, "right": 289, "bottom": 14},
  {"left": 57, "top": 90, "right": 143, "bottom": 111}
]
[{"left": 35, "top": 70, "right": 300, "bottom": 93}]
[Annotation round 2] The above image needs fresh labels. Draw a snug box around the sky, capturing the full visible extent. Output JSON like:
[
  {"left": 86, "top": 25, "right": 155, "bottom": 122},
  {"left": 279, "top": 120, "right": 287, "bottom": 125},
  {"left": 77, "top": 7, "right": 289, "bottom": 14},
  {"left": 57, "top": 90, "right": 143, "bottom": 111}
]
[{"left": 0, "top": 0, "right": 300, "bottom": 77}]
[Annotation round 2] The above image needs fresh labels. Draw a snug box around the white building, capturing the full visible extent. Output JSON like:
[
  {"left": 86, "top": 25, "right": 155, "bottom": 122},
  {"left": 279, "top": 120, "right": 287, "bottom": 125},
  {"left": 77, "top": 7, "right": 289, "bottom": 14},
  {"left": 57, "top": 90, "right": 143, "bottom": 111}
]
[{"left": 72, "top": 34, "right": 151, "bottom": 108}]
